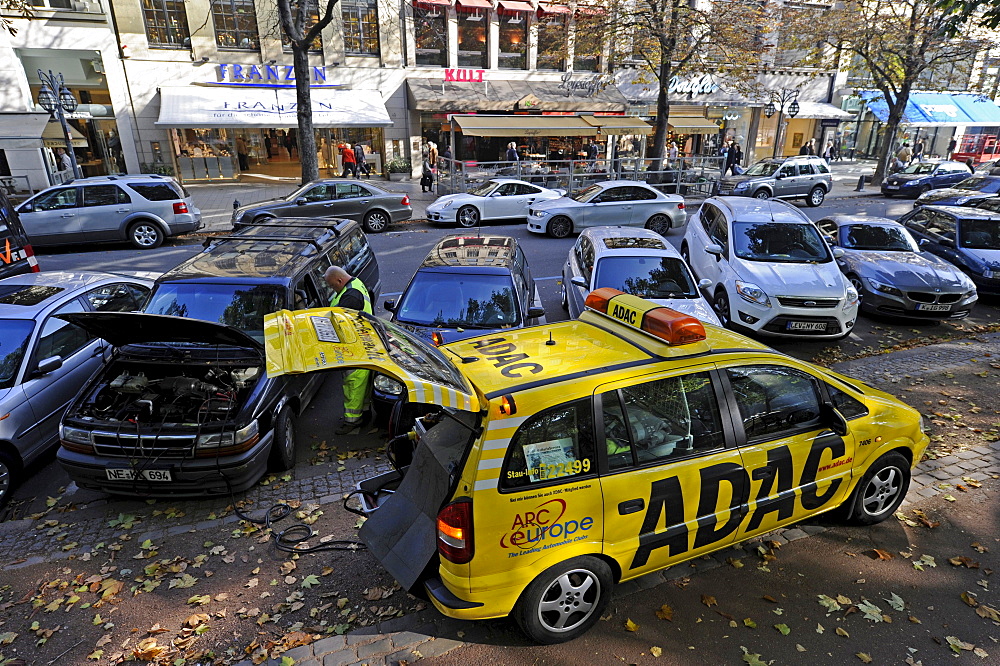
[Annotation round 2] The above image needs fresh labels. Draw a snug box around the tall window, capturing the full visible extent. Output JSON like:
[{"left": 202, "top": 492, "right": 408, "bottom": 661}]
[
  {"left": 281, "top": 0, "right": 323, "bottom": 52},
  {"left": 498, "top": 9, "right": 528, "bottom": 69},
  {"left": 342, "top": 0, "right": 380, "bottom": 56},
  {"left": 414, "top": 4, "right": 447, "bottom": 66},
  {"left": 142, "top": 0, "right": 190, "bottom": 48},
  {"left": 536, "top": 12, "right": 567, "bottom": 70},
  {"left": 213, "top": 0, "right": 260, "bottom": 50},
  {"left": 572, "top": 8, "right": 602, "bottom": 71},
  {"left": 457, "top": 7, "right": 488, "bottom": 68}
]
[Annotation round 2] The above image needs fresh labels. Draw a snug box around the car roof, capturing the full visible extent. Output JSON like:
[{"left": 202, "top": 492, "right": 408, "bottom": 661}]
[
  {"left": 160, "top": 220, "right": 358, "bottom": 281},
  {"left": 62, "top": 174, "right": 178, "bottom": 185},
  {"left": 581, "top": 226, "right": 682, "bottom": 257},
  {"left": 915, "top": 205, "right": 1000, "bottom": 219},
  {"left": 418, "top": 235, "right": 519, "bottom": 271},
  {"left": 0, "top": 271, "right": 144, "bottom": 318},
  {"left": 818, "top": 214, "right": 901, "bottom": 228},
  {"left": 593, "top": 180, "right": 656, "bottom": 188},
  {"left": 712, "top": 196, "right": 811, "bottom": 224},
  {"left": 301, "top": 179, "right": 387, "bottom": 191}
]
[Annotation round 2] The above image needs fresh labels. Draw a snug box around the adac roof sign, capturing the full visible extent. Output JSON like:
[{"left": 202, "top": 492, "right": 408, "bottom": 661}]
[{"left": 858, "top": 91, "right": 1000, "bottom": 126}]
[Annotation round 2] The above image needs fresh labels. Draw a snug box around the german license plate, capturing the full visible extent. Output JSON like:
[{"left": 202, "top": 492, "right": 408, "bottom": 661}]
[
  {"left": 886, "top": 185, "right": 900, "bottom": 190},
  {"left": 916, "top": 303, "right": 951, "bottom": 312},
  {"left": 787, "top": 321, "right": 827, "bottom": 332},
  {"left": 106, "top": 468, "right": 172, "bottom": 482}
]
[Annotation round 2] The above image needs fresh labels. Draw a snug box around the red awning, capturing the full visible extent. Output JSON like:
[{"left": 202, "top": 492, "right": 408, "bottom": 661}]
[
  {"left": 456, "top": 0, "right": 492, "bottom": 10},
  {"left": 538, "top": 2, "right": 570, "bottom": 12},
  {"left": 575, "top": 4, "right": 605, "bottom": 15},
  {"left": 416, "top": 0, "right": 451, "bottom": 6},
  {"left": 499, "top": 0, "right": 533, "bottom": 12}
]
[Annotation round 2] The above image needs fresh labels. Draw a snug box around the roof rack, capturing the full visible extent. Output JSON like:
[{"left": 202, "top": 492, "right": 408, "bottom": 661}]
[
  {"left": 247, "top": 220, "right": 343, "bottom": 236},
  {"left": 203, "top": 235, "right": 324, "bottom": 252}
]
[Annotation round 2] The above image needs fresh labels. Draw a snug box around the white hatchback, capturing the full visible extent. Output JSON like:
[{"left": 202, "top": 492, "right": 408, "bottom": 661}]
[{"left": 681, "top": 197, "right": 859, "bottom": 339}]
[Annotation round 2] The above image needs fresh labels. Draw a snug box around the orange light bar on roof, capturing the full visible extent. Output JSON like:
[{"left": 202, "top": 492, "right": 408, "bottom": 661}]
[{"left": 585, "top": 288, "right": 706, "bottom": 346}]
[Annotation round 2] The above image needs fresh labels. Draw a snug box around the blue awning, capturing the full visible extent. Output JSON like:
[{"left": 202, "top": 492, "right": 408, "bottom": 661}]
[{"left": 857, "top": 91, "right": 1000, "bottom": 126}]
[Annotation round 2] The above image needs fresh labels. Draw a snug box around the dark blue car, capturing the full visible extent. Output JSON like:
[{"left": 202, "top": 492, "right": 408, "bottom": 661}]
[
  {"left": 897, "top": 205, "right": 1000, "bottom": 295},
  {"left": 882, "top": 161, "right": 972, "bottom": 198},
  {"left": 913, "top": 175, "right": 1000, "bottom": 207}
]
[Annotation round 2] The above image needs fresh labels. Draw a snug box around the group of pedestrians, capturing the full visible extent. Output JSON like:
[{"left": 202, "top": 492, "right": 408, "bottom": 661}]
[{"left": 337, "top": 142, "right": 371, "bottom": 179}]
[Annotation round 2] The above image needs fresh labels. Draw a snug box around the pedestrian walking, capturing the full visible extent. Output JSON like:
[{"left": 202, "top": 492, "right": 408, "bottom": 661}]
[
  {"left": 668, "top": 141, "right": 679, "bottom": 163},
  {"left": 428, "top": 141, "right": 439, "bottom": 167},
  {"left": 947, "top": 137, "right": 957, "bottom": 160},
  {"left": 587, "top": 140, "right": 599, "bottom": 164},
  {"left": 264, "top": 135, "right": 273, "bottom": 158},
  {"left": 56, "top": 147, "right": 73, "bottom": 173},
  {"left": 324, "top": 267, "right": 373, "bottom": 435},
  {"left": 353, "top": 142, "right": 369, "bottom": 178},
  {"left": 421, "top": 158, "right": 435, "bottom": 192},
  {"left": 442, "top": 145, "right": 452, "bottom": 161},
  {"left": 799, "top": 138, "right": 815, "bottom": 156},
  {"left": 235, "top": 136, "right": 249, "bottom": 171},
  {"left": 896, "top": 142, "right": 912, "bottom": 169},
  {"left": 340, "top": 144, "right": 358, "bottom": 178},
  {"left": 505, "top": 141, "right": 519, "bottom": 164},
  {"left": 913, "top": 139, "right": 924, "bottom": 163},
  {"left": 725, "top": 142, "right": 743, "bottom": 176}
]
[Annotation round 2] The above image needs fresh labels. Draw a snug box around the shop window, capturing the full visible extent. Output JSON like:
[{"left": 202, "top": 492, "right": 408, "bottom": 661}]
[
  {"left": 414, "top": 5, "right": 447, "bottom": 66},
  {"left": 29, "top": 0, "right": 74, "bottom": 10},
  {"left": 536, "top": 14, "right": 567, "bottom": 71},
  {"left": 457, "top": 8, "right": 488, "bottom": 68},
  {"left": 499, "top": 11, "right": 528, "bottom": 70},
  {"left": 141, "top": 0, "right": 191, "bottom": 49},
  {"left": 213, "top": 0, "right": 260, "bottom": 50},
  {"left": 342, "top": 0, "right": 379, "bottom": 56},
  {"left": 281, "top": 0, "right": 323, "bottom": 52}
]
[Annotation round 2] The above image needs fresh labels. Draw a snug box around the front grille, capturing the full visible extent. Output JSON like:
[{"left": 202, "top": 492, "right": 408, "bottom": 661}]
[
  {"left": 776, "top": 297, "right": 840, "bottom": 308},
  {"left": 92, "top": 432, "right": 197, "bottom": 459},
  {"left": 907, "top": 292, "right": 962, "bottom": 304}
]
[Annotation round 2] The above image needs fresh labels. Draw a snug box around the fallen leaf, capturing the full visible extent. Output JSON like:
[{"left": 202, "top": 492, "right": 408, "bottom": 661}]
[
  {"left": 816, "top": 623, "right": 824, "bottom": 634},
  {"left": 946, "top": 636, "right": 975, "bottom": 654},
  {"left": 743, "top": 618, "right": 757, "bottom": 629},
  {"left": 871, "top": 549, "right": 894, "bottom": 561},
  {"left": 974, "top": 647, "right": 989, "bottom": 658},
  {"left": 858, "top": 600, "right": 884, "bottom": 622},
  {"left": 0, "top": 632, "right": 16, "bottom": 646},
  {"left": 836, "top": 627, "right": 850, "bottom": 638},
  {"left": 774, "top": 623, "right": 790, "bottom": 635},
  {"left": 976, "top": 605, "right": 1000, "bottom": 622},
  {"left": 817, "top": 594, "right": 842, "bottom": 614},
  {"left": 950, "top": 556, "right": 980, "bottom": 569},
  {"left": 944, "top": 495, "right": 957, "bottom": 502},
  {"left": 885, "top": 592, "right": 906, "bottom": 611},
  {"left": 301, "top": 575, "right": 321, "bottom": 589},
  {"left": 701, "top": 595, "right": 717, "bottom": 608},
  {"left": 740, "top": 646, "right": 768, "bottom": 666},
  {"left": 796, "top": 644, "right": 806, "bottom": 652},
  {"left": 650, "top": 646, "right": 662, "bottom": 658},
  {"left": 762, "top": 595, "right": 778, "bottom": 603},
  {"left": 187, "top": 594, "right": 211, "bottom": 606},
  {"left": 655, "top": 604, "right": 674, "bottom": 621},
  {"left": 962, "top": 591, "right": 980, "bottom": 607},
  {"left": 625, "top": 618, "right": 639, "bottom": 632},
  {"left": 857, "top": 653, "right": 873, "bottom": 663}
]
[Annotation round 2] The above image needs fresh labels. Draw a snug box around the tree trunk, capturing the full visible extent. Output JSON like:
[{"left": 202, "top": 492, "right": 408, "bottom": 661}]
[
  {"left": 293, "top": 44, "right": 319, "bottom": 184},
  {"left": 650, "top": 55, "right": 672, "bottom": 163},
  {"left": 870, "top": 87, "right": 910, "bottom": 186}
]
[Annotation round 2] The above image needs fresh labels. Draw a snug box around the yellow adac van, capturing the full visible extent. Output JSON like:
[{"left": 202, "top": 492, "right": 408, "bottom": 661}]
[{"left": 264, "top": 288, "right": 928, "bottom": 644}]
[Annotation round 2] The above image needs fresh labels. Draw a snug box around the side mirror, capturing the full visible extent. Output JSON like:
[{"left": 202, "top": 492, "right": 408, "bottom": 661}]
[
  {"left": 33, "top": 355, "right": 63, "bottom": 377},
  {"left": 490, "top": 191, "right": 503, "bottom": 197},
  {"left": 295, "top": 197, "right": 307, "bottom": 205},
  {"left": 705, "top": 243, "right": 724, "bottom": 257},
  {"left": 384, "top": 298, "right": 397, "bottom": 312},
  {"left": 18, "top": 203, "right": 32, "bottom": 213},
  {"left": 570, "top": 276, "right": 588, "bottom": 289},
  {"left": 823, "top": 403, "right": 848, "bottom": 437},
  {"left": 698, "top": 278, "right": 712, "bottom": 289},
  {"left": 918, "top": 237, "right": 930, "bottom": 247},
  {"left": 832, "top": 247, "right": 845, "bottom": 259},
  {"left": 526, "top": 306, "right": 545, "bottom": 319},
  {"left": 775, "top": 173, "right": 785, "bottom": 180}
]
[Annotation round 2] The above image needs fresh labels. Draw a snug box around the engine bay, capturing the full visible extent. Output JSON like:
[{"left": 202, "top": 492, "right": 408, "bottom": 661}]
[{"left": 75, "top": 362, "right": 260, "bottom": 425}]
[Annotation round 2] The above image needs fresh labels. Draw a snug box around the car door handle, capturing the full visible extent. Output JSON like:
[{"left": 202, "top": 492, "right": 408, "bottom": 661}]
[
  {"left": 752, "top": 465, "right": 775, "bottom": 480},
  {"left": 527, "top": 198, "right": 535, "bottom": 203},
  {"left": 60, "top": 213, "right": 75, "bottom": 218},
  {"left": 91, "top": 345, "right": 106, "bottom": 357},
  {"left": 618, "top": 498, "right": 645, "bottom": 515},
  {"left": 116, "top": 208, "right": 129, "bottom": 213},
  {"left": 323, "top": 202, "right": 338, "bottom": 207}
]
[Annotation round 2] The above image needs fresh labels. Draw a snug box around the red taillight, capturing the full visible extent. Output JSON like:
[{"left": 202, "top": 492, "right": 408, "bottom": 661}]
[
  {"left": 677, "top": 202, "right": 685, "bottom": 209},
  {"left": 173, "top": 202, "right": 189, "bottom": 214},
  {"left": 23, "top": 244, "right": 40, "bottom": 272},
  {"left": 401, "top": 195, "right": 410, "bottom": 206},
  {"left": 437, "top": 499, "right": 474, "bottom": 564}
]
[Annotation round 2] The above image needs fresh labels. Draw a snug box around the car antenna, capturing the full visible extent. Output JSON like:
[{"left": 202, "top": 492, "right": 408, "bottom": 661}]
[
  {"left": 545, "top": 331, "right": 556, "bottom": 346},
  {"left": 444, "top": 347, "right": 478, "bottom": 364}
]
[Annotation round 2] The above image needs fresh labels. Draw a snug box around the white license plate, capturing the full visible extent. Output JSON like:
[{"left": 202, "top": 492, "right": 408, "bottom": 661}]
[
  {"left": 886, "top": 185, "right": 900, "bottom": 190},
  {"left": 106, "top": 468, "right": 172, "bottom": 482},
  {"left": 916, "top": 303, "right": 951, "bottom": 312},
  {"left": 787, "top": 321, "right": 827, "bottom": 331}
]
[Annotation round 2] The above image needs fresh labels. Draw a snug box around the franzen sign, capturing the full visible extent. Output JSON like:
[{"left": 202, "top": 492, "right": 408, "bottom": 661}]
[{"left": 216, "top": 63, "right": 328, "bottom": 85}]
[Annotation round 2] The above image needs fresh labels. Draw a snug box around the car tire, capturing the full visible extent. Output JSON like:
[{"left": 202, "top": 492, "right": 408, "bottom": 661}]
[
  {"left": 713, "top": 288, "right": 732, "bottom": 328},
  {"left": 753, "top": 189, "right": 771, "bottom": 200},
  {"left": 251, "top": 214, "right": 274, "bottom": 226},
  {"left": 840, "top": 452, "right": 910, "bottom": 525},
  {"left": 456, "top": 205, "right": 481, "bottom": 228},
  {"left": 806, "top": 186, "right": 826, "bottom": 207},
  {"left": 363, "top": 210, "right": 390, "bottom": 233},
  {"left": 514, "top": 555, "right": 612, "bottom": 644},
  {"left": 645, "top": 213, "right": 671, "bottom": 236},
  {"left": 128, "top": 220, "right": 164, "bottom": 250},
  {"left": 269, "top": 406, "right": 296, "bottom": 471},
  {"left": 0, "top": 450, "right": 16, "bottom": 510},
  {"left": 547, "top": 216, "right": 573, "bottom": 239},
  {"left": 560, "top": 280, "right": 569, "bottom": 311}
]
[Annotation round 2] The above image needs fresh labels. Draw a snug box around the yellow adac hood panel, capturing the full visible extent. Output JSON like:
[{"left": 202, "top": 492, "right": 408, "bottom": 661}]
[{"left": 264, "top": 307, "right": 481, "bottom": 412}]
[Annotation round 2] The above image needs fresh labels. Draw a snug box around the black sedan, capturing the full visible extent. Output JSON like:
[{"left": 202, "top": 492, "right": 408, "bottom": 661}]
[
  {"left": 913, "top": 175, "right": 1000, "bottom": 207},
  {"left": 231, "top": 180, "right": 412, "bottom": 233}
]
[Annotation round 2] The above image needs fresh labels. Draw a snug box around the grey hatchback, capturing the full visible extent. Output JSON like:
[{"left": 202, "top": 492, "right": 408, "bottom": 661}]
[
  {"left": 0, "top": 271, "right": 154, "bottom": 507},
  {"left": 232, "top": 179, "right": 412, "bottom": 233}
]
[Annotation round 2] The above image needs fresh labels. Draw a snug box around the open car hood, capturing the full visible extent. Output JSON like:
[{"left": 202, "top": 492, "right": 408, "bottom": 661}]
[{"left": 57, "top": 312, "right": 263, "bottom": 350}]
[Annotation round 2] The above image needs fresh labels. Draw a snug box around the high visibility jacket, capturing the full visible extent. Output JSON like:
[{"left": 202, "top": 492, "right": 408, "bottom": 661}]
[{"left": 330, "top": 277, "right": 372, "bottom": 314}]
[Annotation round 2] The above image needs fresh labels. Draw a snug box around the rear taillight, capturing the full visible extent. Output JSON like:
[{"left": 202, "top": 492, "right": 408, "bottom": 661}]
[
  {"left": 677, "top": 202, "right": 685, "bottom": 209},
  {"left": 23, "top": 244, "right": 40, "bottom": 272},
  {"left": 437, "top": 499, "right": 474, "bottom": 564},
  {"left": 401, "top": 195, "right": 410, "bottom": 206},
  {"left": 173, "top": 202, "right": 189, "bottom": 214}
]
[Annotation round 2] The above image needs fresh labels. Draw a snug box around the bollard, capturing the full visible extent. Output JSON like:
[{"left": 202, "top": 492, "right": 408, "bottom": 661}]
[{"left": 854, "top": 175, "right": 865, "bottom": 192}]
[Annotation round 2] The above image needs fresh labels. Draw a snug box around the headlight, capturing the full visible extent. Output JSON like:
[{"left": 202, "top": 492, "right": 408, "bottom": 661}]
[
  {"left": 845, "top": 285, "right": 860, "bottom": 308},
  {"left": 374, "top": 374, "right": 404, "bottom": 396},
  {"left": 197, "top": 420, "right": 258, "bottom": 450},
  {"left": 441, "top": 200, "right": 454, "bottom": 209},
  {"left": 531, "top": 209, "right": 548, "bottom": 217},
  {"left": 735, "top": 280, "right": 770, "bottom": 307},
  {"left": 60, "top": 425, "right": 92, "bottom": 445},
  {"left": 734, "top": 181, "right": 750, "bottom": 190},
  {"left": 983, "top": 267, "right": 995, "bottom": 279},
  {"left": 866, "top": 277, "right": 902, "bottom": 296},
  {"left": 960, "top": 289, "right": 978, "bottom": 304}
]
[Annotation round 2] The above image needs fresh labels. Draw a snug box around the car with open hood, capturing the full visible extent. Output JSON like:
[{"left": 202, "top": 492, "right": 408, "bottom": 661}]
[
  {"left": 815, "top": 215, "right": 977, "bottom": 319},
  {"left": 913, "top": 174, "right": 1000, "bottom": 207},
  {"left": 716, "top": 155, "right": 832, "bottom": 207},
  {"left": 262, "top": 289, "right": 928, "bottom": 644},
  {"left": 881, "top": 161, "right": 972, "bottom": 198},
  {"left": 527, "top": 180, "right": 685, "bottom": 238},
  {"left": 425, "top": 179, "right": 564, "bottom": 228}
]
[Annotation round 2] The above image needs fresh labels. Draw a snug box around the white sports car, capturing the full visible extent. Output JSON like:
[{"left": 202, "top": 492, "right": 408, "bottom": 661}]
[
  {"left": 528, "top": 180, "right": 686, "bottom": 238},
  {"left": 425, "top": 179, "right": 564, "bottom": 228}
]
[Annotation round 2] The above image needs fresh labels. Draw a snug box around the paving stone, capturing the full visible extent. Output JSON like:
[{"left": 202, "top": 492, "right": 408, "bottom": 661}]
[
  {"left": 912, "top": 474, "right": 935, "bottom": 488},
  {"left": 412, "top": 637, "right": 464, "bottom": 659},
  {"left": 782, "top": 528, "right": 808, "bottom": 542},
  {"left": 915, "top": 487, "right": 938, "bottom": 499},
  {"left": 800, "top": 524, "right": 827, "bottom": 536},
  {"left": 388, "top": 631, "right": 431, "bottom": 649},
  {"left": 346, "top": 632, "right": 380, "bottom": 646},
  {"left": 312, "top": 635, "right": 349, "bottom": 655},
  {"left": 281, "top": 644, "right": 315, "bottom": 662},
  {"left": 970, "top": 445, "right": 993, "bottom": 456},
  {"left": 322, "top": 649, "right": 358, "bottom": 665},
  {"left": 955, "top": 450, "right": 981, "bottom": 460},
  {"left": 942, "top": 464, "right": 966, "bottom": 476},
  {"left": 356, "top": 637, "right": 394, "bottom": 660},
  {"left": 928, "top": 469, "right": 953, "bottom": 480},
  {"left": 967, "top": 472, "right": 990, "bottom": 482},
  {"left": 384, "top": 647, "right": 424, "bottom": 665},
  {"left": 956, "top": 460, "right": 981, "bottom": 471},
  {"left": 616, "top": 580, "right": 642, "bottom": 596},
  {"left": 692, "top": 557, "right": 721, "bottom": 573}
]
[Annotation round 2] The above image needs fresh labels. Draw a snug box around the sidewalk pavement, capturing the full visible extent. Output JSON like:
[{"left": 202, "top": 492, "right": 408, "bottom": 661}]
[
  {"left": 186, "top": 159, "right": 883, "bottom": 235},
  {"left": 214, "top": 331, "right": 996, "bottom": 666}
]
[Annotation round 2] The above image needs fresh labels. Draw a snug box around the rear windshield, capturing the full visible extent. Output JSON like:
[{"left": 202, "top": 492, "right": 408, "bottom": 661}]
[
  {"left": 143, "top": 283, "right": 284, "bottom": 341},
  {"left": 0, "top": 320, "right": 34, "bottom": 389},
  {"left": 0, "top": 285, "right": 63, "bottom": 305},
  {"left": 594, "top": 256, "right": 698, "bottom": 298},
  {"left": 734, "top": 222, "right": 831, "bottom": 262},
  {"left": 395, "top": 272, "right": 519, "bottom": 328},
  {"left": 127, "top": 182, "right": 185, "bottom": 201}
]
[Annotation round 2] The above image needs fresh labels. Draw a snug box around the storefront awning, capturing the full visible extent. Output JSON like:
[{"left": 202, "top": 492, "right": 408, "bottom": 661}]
[
  {"left": 407, "top": 78, "right": 629, "bottom": 113},
  {"left": 581, "top": 115, "right": 653, "bottom": 135},
  {"left": 42, "top": 120, "right": 88, "bottom": 148},
  {"left": 155, "top": 86, "right": 392, "bottom": 128},
  {"left": 499, "top": 0, "right": 533, "bottom": 11},
  {"left": 415, "top": 0, "right": 451, "bottom": 5},
  {"left": 538, "top": 2, "right": 571, "bottom": 12},
  {"left": 667, "top": 117, "right": 720, "bottom": 134},
  {"left": 859, "top": 91, "right": 1000, "bottom": 126},
  {"left": 452, "top": 115, "right": 598, "bottom": 136},
  {"left": 456, "top": 0, "right": 491, "bottom": 9},
  {"left": 792, "top": 102, "right": 854, "bottom": 120}
]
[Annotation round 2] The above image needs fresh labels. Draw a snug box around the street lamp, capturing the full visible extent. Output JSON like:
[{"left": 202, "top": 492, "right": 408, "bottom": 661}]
[
  {"left": 763, "top": 88, "right": 800, "bottom": 158},
  {"left": 37, "top": 69, "right": 81, "bottom": 180}
]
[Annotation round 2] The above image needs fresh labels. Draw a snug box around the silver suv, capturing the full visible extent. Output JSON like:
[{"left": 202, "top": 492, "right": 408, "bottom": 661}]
[
  {"left": 16, "top": 174, "right": 202, "bottom": 249},
  {"left": 718, "top": 155, "right": 833, "bottom": 207}
]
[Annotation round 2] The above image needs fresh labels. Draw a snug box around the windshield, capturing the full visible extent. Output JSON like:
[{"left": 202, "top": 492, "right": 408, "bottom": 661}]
[
  {"left": 959, "top": 219, "right": 1000, "bottom": 250},
  {"left": 467, "top": 181, "right": 498, "bottom": 197},
  {"left": 369, "top": 317, "right": 472, "bottom": 396},
  {"left": 742, "top": 162, "right": 780, "bottom": 177},
  {"left": 144, "top": 283, "right": 284, "bottom": 342},
  {"left": 840, "top": 224, "right": 917, "bottom": 252},
  {"left": 900, "top": 163, "right": 937, "bottom": 175},
  {"left": 734, "top": 222, "right": 831, "bottom": 262},
  {"left": 971, "top": 198, "right": 1000, "bottom": 214},
  {"left": 395, "top": 272, "right": 519, "bottom": 328},
  {"left": 568, "top": 185, "right": 602, "bottom": 202},
  {"left": 594, "top": 256, "right": 698, "bottom": 298},
  {"left": 0, "top": 320, "right": 34, "bottom": 390}
]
